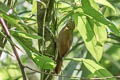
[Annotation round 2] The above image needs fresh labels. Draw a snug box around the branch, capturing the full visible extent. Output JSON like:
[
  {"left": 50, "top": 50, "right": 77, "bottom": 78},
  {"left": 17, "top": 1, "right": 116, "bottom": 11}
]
[
  {"left": 0, "top": 18, "right": 27, "bottom": 80},
  {"left": 0, "top": 47, "right": 14, "bottom": 57},
  {"left": 23, "top": 66, "right": 78, "bottom": 78},
  {"left": 0, "top": 31, "right": 25, "bottom": 54},
  {"left": 24, "top": 65, "right": 120, "bottom": 80}
]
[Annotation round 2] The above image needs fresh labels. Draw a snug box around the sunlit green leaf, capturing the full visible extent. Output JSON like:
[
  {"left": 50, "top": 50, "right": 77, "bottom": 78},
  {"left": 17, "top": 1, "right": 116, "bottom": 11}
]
[
  {"left": 32, "top": 0, "right": 37, "bottom": 14},
  {"left": 104, "top": 7, "right": 115, "bottom": 17},
  {"left": 95, "top": 0, "right": 116, "bottom": 13},
  {"left": 11, "top": 33, "right": 40, "bottom": 59},
  {"left": 68, "top": 58, "right": 116, "bottom": 80},
  {"left": 83, "top": 59, "right": 116, "bottom": 80},
  {"left": 77, "top": 15, "right": 107, "bottom": 62},
  {"left": 11, "top": 30, "right": 42, "bottom": 39},
  {"left": 0, "top": 13, "right": 24, "bottom": 31},
  {"left": 58, "top": 1, "right": 71, "bottom": 9},
  {"left": 32, "top": 54, "right": 55, "bottom": 70},
  {"left": 81, "top": 0, "right": 120, "bottom": 36},
  {"left": 89, "top": 0, "right": 99, "bottom": 10}
]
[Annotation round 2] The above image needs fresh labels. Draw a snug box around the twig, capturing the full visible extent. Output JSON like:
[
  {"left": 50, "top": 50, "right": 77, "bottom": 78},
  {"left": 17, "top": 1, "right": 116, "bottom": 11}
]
[
  {"left": 23, "top": 66, "right": 78, "bottom": 78},
  {"left": 0, "top": 18, "right": 27, "bottom": 80},
  {"left": 0, "top": 31, "right": 25, "bottom": 54},
  {"left": 15, "top": 44, "right": 25, "bottom": 54},
  {"left": 0, "top": 47, "right": 14, "bottom": 57},
  {"left": 15, "top": 72, "right": 36, "bottom": 80},
  {"left": 24, "top": 65, "right": 120, "bottom": 80}
]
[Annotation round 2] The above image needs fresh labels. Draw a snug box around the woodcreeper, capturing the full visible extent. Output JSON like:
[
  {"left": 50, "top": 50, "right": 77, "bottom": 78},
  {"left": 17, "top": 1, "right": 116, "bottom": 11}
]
[{"left": 55, "top": 19, "right": 75, "bottom": 74}]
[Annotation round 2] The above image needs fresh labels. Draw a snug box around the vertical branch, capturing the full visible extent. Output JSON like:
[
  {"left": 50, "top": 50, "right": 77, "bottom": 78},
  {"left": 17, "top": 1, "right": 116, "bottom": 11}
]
[
  {"left": 0, "top": 0, "right": 14, "bottom": 58},
  {"left": 37, "top": 1, "right": 50, "bottom": 79},
  {"left": 37, "top": 0, "right": 57, "bottom": 80},
  {"left": 0, "top": 18, "right": 27, "bottom": 80},
  {"left": 37, "top": 0, "right": 48, "bottom": 53}
]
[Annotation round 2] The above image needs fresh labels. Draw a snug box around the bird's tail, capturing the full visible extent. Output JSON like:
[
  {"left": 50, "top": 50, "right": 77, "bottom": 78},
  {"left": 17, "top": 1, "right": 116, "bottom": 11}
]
[{"left": 55, "top": 56, "right": 62, "bottom": 74}]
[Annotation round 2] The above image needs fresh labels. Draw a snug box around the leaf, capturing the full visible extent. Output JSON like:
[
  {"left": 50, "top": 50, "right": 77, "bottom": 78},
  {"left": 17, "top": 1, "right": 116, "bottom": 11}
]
[
  {"left": 104, "top": 45, "right": 120, "bottom": 70},
  {"left": 12, "top": 35, "right": 33, "bottom": 59},
  {"left": 0, "top": 2, "right": 10, "bottom": 13},
  {"left": 88, "top": 0, "right": 99, "bottom": 10},
  {"left": 87, "top": 17, "right": 107, "bottom": 46},
  {"left": 0, "top": 4, "right": 28, "bottom": 31},
  {"left": 83, "top": 59, "right": 116, "bottom": 80},
  {"left": 72, "top": 13, "right": 79, "bottom": 27},
  {"left": 32, "top": 54, "right": 55, "bottom": 70},
  {"left": 58, "top": 1, "right": 71, "bottom": 9},
  {"left": 11, "top": 31, "right": 54, "bottom": 70},
  {"left": 57, "top": 11, "right": 73, "bottom": 27},
  {"left": 95, "top": 0, "right": 116, "bottom": 13},
  {"left": 11, "top": 30, "right": 42, "bottom": 39},
  {"left": 12, "top": 33, "right": 55, "bottom": 70},
  {"left": 69, "top": 58, "right": 116, "bottom": 80},
  {"left": 0, "top": 13, "right": 25, "bottom": 31},
  {"left": 32, "top": 0, "right": 37, "bottom": 14},
  {"left": 77, "top": 15, "right": 107, "bottom": 62},
  {"left": 81, "top": 0, "right": 120, "bottom": 36},
  {"left": 104, "top": 7, "right": 115, "bottom": 18},
  {"left": 11, "top": 33, "right": 40, "bottom": 59},
  {"left": 0, "top": 2, "right": 18, "bottom": 18},
  {"left": 0, "top": 2, "right": 22, "bottom": 28}
]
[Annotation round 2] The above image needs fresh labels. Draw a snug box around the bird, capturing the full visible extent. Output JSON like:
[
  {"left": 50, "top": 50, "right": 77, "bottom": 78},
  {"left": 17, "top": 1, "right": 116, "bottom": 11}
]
[{"left": 55, "top": 19, "right": 75, "bottom": 74}]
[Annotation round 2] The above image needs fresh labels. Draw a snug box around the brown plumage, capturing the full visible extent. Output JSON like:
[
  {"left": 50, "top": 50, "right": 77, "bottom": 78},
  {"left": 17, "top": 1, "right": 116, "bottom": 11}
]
[{"left": 55, "top": 19, "right": 75, "bottom": 74}]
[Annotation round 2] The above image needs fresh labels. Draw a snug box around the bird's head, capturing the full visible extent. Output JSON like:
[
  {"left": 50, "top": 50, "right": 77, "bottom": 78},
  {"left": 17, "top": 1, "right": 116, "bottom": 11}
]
[{"left": 66, "top": 19, "right": 75, "bottom": 30}]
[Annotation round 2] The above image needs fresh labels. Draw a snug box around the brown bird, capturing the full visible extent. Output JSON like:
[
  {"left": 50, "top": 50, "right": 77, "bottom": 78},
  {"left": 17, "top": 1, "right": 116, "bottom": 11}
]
[{"left": 55, "top": 19, "right": 75, "bottom": 74}]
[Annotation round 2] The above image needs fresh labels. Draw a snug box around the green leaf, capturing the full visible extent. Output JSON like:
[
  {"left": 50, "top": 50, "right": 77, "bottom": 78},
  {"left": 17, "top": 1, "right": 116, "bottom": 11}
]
[
  {"left": 69, "top": 58, "right": 116, "bottom": 80},
  {"left": 0, "top": 2, "right": 10, "bottom": 13},
  {"left": 77, "top": 16, "right": 107, "bottom": 62},
  {"left": 57, "top": 11, "right": 73, "bottom": 27},
  {"left": 11, "top": 30, "right": 42, "bottom": 39},
  {"left": 72, "top": 13, "right": 79, "bottom": 27},
  {"left": 32, "top": 54, "right": 55, "bottom": 70},
  {"left": 81, "top": 0, "right": 120, "bottom": 36},
  {"left": 87, "top": 17, "right": 107, "bottom": 46},
  {"left": 0, "top": 2, "right": 24, "bottom": 30},
  {"left": 88, "top": 0, "right": 99, "bottom": 10},
  {"left": 104, "top": 7, "right": 115, "bottom": 18},
  {"left": 0, "top": 13, "right": 25, "bottom": 31},
  {"left": 58, "top": 1, "right": 71, "bottom": 9},
  {"left": 83, "top": 59, "right": 116, "bottom": 80},
  {"left": 104, "top": 45, "right": 120, "bottom": 70},
  {"left": 12, "top": 35, "right": 33, "bottom": 59},
  {"left": 32, "top": 0, "right": 37, "bottom": 14},
  {"left": 95, "top": 0, "right": 116, "bottom": 13},
  {"left": 11, "top": 31, "right": 54, "bottom": 70},
  {"left": 11, "top": 33, "right": 40, "bottom": 59}
]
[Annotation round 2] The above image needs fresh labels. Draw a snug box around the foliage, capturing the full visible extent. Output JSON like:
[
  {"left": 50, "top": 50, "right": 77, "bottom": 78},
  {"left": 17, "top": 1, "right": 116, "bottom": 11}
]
[{"left": 0, "top": 0, "right": 120, "bottom": 80}]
